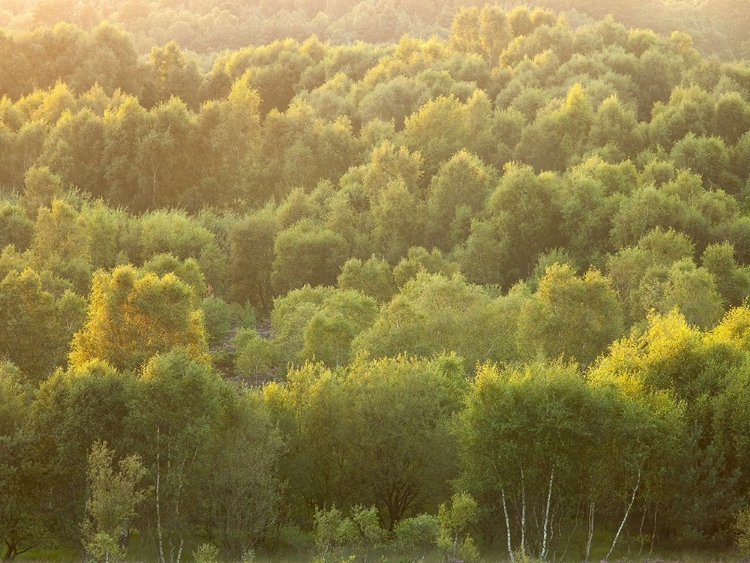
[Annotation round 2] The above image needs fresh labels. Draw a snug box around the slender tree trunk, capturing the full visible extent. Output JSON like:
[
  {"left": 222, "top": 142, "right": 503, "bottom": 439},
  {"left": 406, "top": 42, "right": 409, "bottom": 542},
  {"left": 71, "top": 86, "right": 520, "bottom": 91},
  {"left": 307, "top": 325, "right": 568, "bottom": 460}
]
[
  {"left": 606, "top": 467, "right": 641, "bottom": 561},
  {"left": 649, "top": 504, "right": 658, "bottom": 556},
  {"left": 502, "top": 487, "right": 513, "bottom": 563},
  {"left": 585, "top": 500, "right": 595, "bottom": 562},
  {"left": 540, "top": 466, "right": 555, "bottom": 560},
  {"left": 520, "top": 467, "right": 526, "bottom": 550},
  {"left": 176, "top": 538, "right": 184, "bottom": 563},
  {"left": 156, "top": 427, "right": 166, "bottom": 563}
]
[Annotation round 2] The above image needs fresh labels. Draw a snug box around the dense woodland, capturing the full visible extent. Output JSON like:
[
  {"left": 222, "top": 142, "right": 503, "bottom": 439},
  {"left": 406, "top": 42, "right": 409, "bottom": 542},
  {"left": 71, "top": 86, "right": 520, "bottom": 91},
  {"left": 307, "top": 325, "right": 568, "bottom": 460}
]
[
  {"left": 2, "top": 2, "right": 750, "bottom": 562},
  {"left": 0, "top": 0, "right": 749, "bottom": 59}
]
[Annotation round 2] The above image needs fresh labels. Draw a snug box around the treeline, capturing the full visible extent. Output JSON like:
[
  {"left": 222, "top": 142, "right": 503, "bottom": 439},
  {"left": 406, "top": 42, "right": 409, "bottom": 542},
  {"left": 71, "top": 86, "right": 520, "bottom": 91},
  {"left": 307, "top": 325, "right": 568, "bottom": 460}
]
[
  {"left": 1, "top": 0, "right": 748, "bottom": 58},
  {"left": 2, "top": 6, "right": 750, "bottom": 562},
  {"left": 7, "top": 296, "right": 750, "bottom": 561}
]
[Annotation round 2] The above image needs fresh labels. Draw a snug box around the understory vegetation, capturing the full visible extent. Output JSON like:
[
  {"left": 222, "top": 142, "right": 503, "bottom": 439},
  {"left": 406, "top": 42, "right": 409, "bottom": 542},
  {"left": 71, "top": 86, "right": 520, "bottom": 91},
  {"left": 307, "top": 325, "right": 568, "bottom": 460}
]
[{"left": 1, "top": 1, "right": 750, "bottom": 562}]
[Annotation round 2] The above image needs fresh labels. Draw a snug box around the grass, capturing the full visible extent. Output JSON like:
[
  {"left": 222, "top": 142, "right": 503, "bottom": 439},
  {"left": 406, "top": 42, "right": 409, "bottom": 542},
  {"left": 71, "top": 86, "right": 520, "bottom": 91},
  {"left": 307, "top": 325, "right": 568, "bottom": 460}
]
[{"left": 14, "top": 532, "right": 744, "bottom": 563}]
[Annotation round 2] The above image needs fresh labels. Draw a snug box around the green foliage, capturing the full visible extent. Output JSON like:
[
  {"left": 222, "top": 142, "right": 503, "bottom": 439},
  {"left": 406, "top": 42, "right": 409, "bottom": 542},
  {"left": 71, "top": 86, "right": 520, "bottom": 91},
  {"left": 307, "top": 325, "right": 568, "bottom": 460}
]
[
  {"left": 337, "top": 255, "right": 396, "bottom": 303},
  {"left": 517, "top": 263, "right": 624, "bottom": 366},
  {"left": 273, "top": 354, "right": 466, "bottom": 527},
  {"left": 394, "top": 514, "right": 439, "bottom": 554},
  {"left": 3, "top": 5, "right": 750, "bottom": 559},
  {"left": 0, "top": 268, "right": 72, "bottom": 382},
  {"left": 28, "top": 360, "right": 134, "bottom": 543},
  {"left": 127, "top": 349, "right": 231, "bottom": 560},
  {"left": 82, "top": 441, "right": 146, "bottom": 563},
  {"left": 201, "top": 295, "right": 232, "bottom": 347},
  {"left": 315, "top": 507, "right": 353, "bottom": 555},
  {"left": 143, "top": 253, "right": 207, "bottom": 296},
  {"left": 0, "top": 203, "right": 34, "bottom": 251},
  {"left": 70, "top": 265, "right": 207, "bottom": 372},
  {"left": 354, "top": 273, "right": 522, "bottom": 369},
  {"left": 0, "top": 361, "right": 43, "bottom": 561},
  {"left": 233, "top": 328, "right": 278, "bottom": 378},
  {"left": 737, "top": 506, "right": 750, "bottom": 556},
  {"left": 300, "top": 290, "right": 379, "bottom": 367},
  {"left": 437, "top": 492, "right": 479, "bottom": 562},
  {"left": 199, "top": 390, "right": 284, "bottom": 555},
  {"left": 193, "top": 544, "right": 219, "bottom": 563},
  {"left": 271, "top": 220, "right": 349, "bottom": 296},
  {"left": 229, "top": 207, "right": 278, "bottom": 312},
  {"left": 392, "top": 247, "right": 459, "bottom": 288}
]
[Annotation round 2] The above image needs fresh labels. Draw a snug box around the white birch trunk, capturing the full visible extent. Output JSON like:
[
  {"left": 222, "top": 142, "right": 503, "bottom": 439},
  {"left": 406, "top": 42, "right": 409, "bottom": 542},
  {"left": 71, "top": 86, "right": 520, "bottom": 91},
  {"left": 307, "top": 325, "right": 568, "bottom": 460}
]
[
  {"left": 502, "top": 487, "right": 513, "bottom": 563},
  {"left": 176, "top": 538, "right": 184, "bottom": 563},
  {"left": 606, "top": 467, "right": 641, "bottom": 561},
  {"left": 520, "top": 467, "right": 526, "bottom": 550},
  {"left": 585, "top": 500, "right": 595, "bottom": 562},
  {"left": 540, "top": 466, "right": 555, "bottom": 560}
]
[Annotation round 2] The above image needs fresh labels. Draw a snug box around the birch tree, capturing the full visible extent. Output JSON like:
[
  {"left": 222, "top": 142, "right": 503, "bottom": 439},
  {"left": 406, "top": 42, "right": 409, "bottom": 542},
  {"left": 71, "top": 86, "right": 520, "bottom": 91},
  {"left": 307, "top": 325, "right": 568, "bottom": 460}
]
[
  {"left": 457, "top": 362, "right": 598, "bottom": 560},
  {"left": 83, "top": 441, "right": 146, "bottom": 563},
  {"left": 127, "top": 349, "right": 230, "bottom": 563}
]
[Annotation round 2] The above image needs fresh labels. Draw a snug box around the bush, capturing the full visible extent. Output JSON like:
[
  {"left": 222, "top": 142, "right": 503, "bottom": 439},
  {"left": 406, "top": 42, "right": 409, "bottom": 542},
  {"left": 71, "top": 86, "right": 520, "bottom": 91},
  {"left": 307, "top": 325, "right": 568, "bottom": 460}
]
[
  {"left": 201, "top": 295, "right": 232, "bottom": 346},
  {"left": 233, "top": 328, "right": 278, "bottom": 376},
  {"left": 85, "top": 532, "right": 124, "bottom": 563},
  {"left": 737, "top": 506, "right": 750, "bottom": 556},
  {"left": 194, "top": 543, "right": 219, "bottom": 563},
  {"left": 395, "top": 514, "right": 439, "bottom": 553}
]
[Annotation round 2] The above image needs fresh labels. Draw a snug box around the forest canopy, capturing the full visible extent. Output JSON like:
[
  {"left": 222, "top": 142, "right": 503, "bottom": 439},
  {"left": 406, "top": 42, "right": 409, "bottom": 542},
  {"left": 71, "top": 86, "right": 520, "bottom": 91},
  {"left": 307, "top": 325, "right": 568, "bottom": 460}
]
[{"left": 2, "top": 2, "right": 750, "bottom": 563}]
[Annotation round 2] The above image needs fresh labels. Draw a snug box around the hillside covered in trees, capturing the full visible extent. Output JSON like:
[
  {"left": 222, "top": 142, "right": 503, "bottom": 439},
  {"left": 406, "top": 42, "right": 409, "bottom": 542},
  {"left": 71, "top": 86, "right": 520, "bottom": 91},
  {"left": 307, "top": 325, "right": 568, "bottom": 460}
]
[
  {"left": 2, "top": 2, "right": 750, "bottom": 563},
  {"left": 1, "top": 0, "right": 749, "bottom": 58}
]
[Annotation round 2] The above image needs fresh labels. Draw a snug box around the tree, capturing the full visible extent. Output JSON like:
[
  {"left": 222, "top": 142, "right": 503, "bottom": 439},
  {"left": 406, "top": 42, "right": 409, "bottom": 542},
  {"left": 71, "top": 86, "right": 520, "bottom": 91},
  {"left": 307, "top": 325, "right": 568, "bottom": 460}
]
[
  {"left": 194, "top": 76, "right": 262, "bottom": 207},
  {"left": 588, "top": 95, "right": 640, "bottom": 157},
  {"left": 229, "top": 207, "right": 278, "bottom": 313},
  {"left": 0, "top": 268, "right": 69, "bottom": 383},
  {"left": 70, "top": 265, "right": 207, "bottom": 372},
  {"left": 271, "top": 220, "right": 349, "bottom": 296},
  {"left": 82, "top": 442, "right": 146, "bottom": 563},
  {"left": 670, "top": 134, "right": 734, "bottom": 192},
  {"left": 20, "top": 165, "right": 64, "bottom": 217},
  {"left": 198, "top": 391, "right": 284, "bottom": 556},
  {"left": 269, "top": 355, "right": 466, "bottom": 528},
  {"left": 27, "top": 360, "right": 134, "bottom": 544},
  {"left": 517, "top": 264, "right": 624, "bottom": 367},
  {"left": 137, "top": 210, "right": 215, "bottom": 262},
  {"left": 463, "top": 163, "right": 565, "bottom": 288},
  {"left": 0, "top": 203, "right": 34, "bottom": 252},
  {"left": 300, "top": 290, "right": 379, "bottom": 367},
  {"left": 606, "top": 228, "right": 695, "bottom": 324},
  {"left": 142, "top": 254, "right": 207, "bottom": 297},
  {"left": 459, "top": 361, "right": 684, "bottom": 560},
  {"left": 127, "top": 350, "right": 231, "bottom": 563},
  {"left": 42, "top": 108, "right": 106, "bottom": 198},
  {"left": 353, "top": 272, "right": 524, "bottom": 370},
  {"left": 30, "top": 198, "right": 93, "bottom": 293},
  {"left": 143, "top": 42, "right": 203, "bottom": 110},
  {"left": 392, "top": 247, "right": 459, "bottom": 288},
  {"left": 0, "top": 362, "right": 44, "bottom": 561},
  {"left": 370, "top": 179, "right": 426, "bottom": 263},
  {"left": 437, "top": 493, "right": 479, "bottom": 562},
  {"left": 715, "top": 91, "right": 749, "bottom": 145},
  {"left": 427, "top": 150, "right": 496, "bottom": 250},
  {"left": 337, "top": 255, "right": 396, "bottom": 303},
  {"left": 659, "top": 259, "right": 725, "bottom": 329},
  {"left": 701, "top": 243, "right": 750, "bottom": 308}
]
